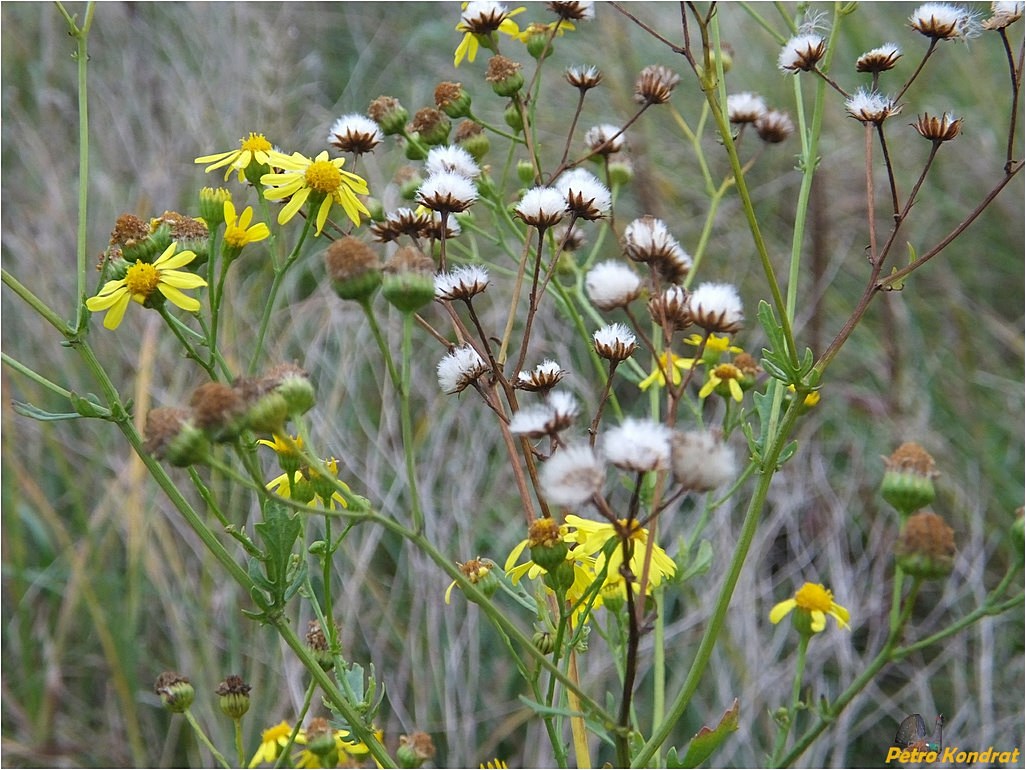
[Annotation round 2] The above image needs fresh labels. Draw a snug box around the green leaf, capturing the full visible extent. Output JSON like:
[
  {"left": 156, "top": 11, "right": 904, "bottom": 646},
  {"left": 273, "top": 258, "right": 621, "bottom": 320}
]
[
  {"left": 666, "top": 698, "right": 740, "bottom": 768},
  {"left": 12, "top": 401, "right": 84, "bottom": 421},
  {"left": 253, "top": 501, "right": 302, "bottom": 607}
]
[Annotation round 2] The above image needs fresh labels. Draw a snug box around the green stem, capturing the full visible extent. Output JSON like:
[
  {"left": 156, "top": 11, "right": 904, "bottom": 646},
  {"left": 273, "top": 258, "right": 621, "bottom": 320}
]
[
  {"left": 248, "top": 214, "right": 314, "bottom": 375},
  {"left": 705, "top": 16, "right": 797, "bottom": 367},
  {"left": 233, "top": 719, "right": 245, "bottom": 768},
  {"left": 359, "top": 299, "right": 401, "bottom": 390},
  {"left": 2, "top": 268, "right": 74, "bottom": 337},
  {"left": 400, "top": 312, "right": 425, "bottom": 533},
  {"left": 771, "top": 634, "right": 809, "bottom": 764},
  {"left": 1, "top": 352, "right": 75, "bottom": 402},
  {"left": 182, "top": 708, "right": 231, "bottom": 769},
  {"left": 54, "top": 1, "right": 95, "bottom": 333}
]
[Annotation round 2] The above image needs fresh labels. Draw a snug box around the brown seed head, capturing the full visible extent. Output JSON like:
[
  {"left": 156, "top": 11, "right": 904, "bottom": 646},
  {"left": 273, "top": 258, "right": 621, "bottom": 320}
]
[
  {"left": 634, "top": 64, "right": 680, "bottom": 104},
  {"left": 912, "top": 112, "right": 962, "bottom": 142}
]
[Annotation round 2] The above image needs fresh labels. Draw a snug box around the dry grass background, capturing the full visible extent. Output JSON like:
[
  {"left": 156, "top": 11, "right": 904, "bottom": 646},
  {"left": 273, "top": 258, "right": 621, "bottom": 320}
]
[{"left": 1, "top": 2, "right": 1023, "bottom": 767}]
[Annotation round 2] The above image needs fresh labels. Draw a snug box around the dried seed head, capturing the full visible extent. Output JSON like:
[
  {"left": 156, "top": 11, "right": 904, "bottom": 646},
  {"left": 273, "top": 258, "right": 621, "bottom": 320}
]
[
  {"left": 437, "top": 345, "right": 489, "bottom": 393},
  {"left": 648, "top": 285, "right": 692, "bottom": 331},
  {"left": 912, "top": 112, "right": 963, "bottom": 142},
  {"left": 623, "top": 216, "right": 692, "bottom": 284},
  {"left": 566, "top": 64, "right": 603, "bottom": 91},
  {"left": 584, "top": 124, "right": 625, "bottom": 156},
  {"left": 190, "top": 381, "right": 247, "bottom": 441},
  {"left": 539, "top": 445, "right": 605, "bottom": 507},
  {"left": 727, "top": 92, "right": 768, "bottom": 124},
  {"left": 435, "top": 265, "right": 491, "bottom": 301},
  {"left": 856, "top": 43, "right": 903, "bottom": 73},
  {"left": 426, "top": 144, "right": 480, "bottom": 179},
  {"left": 155, "top": 672, "right": 194, "bottom": 713},
  {"left": 515, "top": 186, "right": 567, "bottom": 227},
  {"left": 410, "top": 107, "right": 451, "bottom": 146},
  {"left": 548, "top": 0, "right": 595, "bottom": 21},
  {"left": 368, "top": 95, "right": 410, "bottom": 135},
  {"left": 603, "top": 418, "right": 673, "bottom": 472},
  {"left": 845, "top": 88, "right": 901, "bottom": 125},
  {"left": 671, "top": 430, "right": 736, "bottom": 491},
  {"left": 592, "top": 323, "right": 637, "bottom": 362},
  {"left": 585, "top": 261, "right": 642, "bottom": 311},
  {"left": 755, "top": 110, "right": 795, "bottom": 143},
  {"left": 327, "top": 114, "right": 383, "bottom": 154},
  {"left": 778, "top": 34, "right": 826, "bottom": 72},
  {"left": 983, "top": 0, "right": 1024, "bottom": 29},
  {"left": 486, "top": 55, "right": 525, "bottom": 97},
  {"left": 634, "top": 64, "right": 680, "bottom": 104},
  {"left": 417, "top": 172, "right": 479, "bottom": 213},
  {"left": 909, "top": 2, "right": 980, "bottom": 39},
  {"left": 688, "top": 282, "right": 743, "bottom": 334},
  {"left": 215, "top": 675, "right": 252, "bottom": 720},
  {"left": 516, "top": 359, "right": 566, "bottom": 392},
  {"left": 555, "top": 168, "right": 611, "bottom": 220}
]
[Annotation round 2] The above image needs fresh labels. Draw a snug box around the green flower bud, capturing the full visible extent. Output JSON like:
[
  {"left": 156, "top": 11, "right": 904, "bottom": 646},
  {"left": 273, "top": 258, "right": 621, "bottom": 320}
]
[
  {"left": 404, "top": 135, "right": 429, "bottom": 161},
  {"left": 533, "top": 630, "right": 557, "bottom": 654},
  {"left": 881, "top": 442, "right": 938, "bottom": 517},
  {"left": 397, "top": 732, "right": 436, "bottom": 769},
  {"left": 155, "top": 671, "right": 194, "bottom": 713},
  {"left": 143, "top": 408, "right": 210, "bottom": 467},
  {"left": 199, "top": 187, "right": 232, "bottom": 229},
  {"left": 523, "top": 24, "right": 555, "bottom": 60},
  {"left": 504, "top": 101, "right": 524, "bottom": 132},
  {"left": 215, "top": 675, "right": 251, "bottom": 720},
  {"left": 486, "top": 55, "right": 525, "bottom": 97},
  {"left": 895, "top": 511, "right": 956, "bottom": 580},
  {"left": 435, "top": 81, "right": 473, "bottom": 119},
  {"left": 368, "top": 95, "right": 409, "bottom": 136},
  {"left": 382, "top": 246, "right": 436, "bottom": 313},
  {"left": 455, "top": 120, "right": 490, "bottom": 162},
  {"left": 410, "top": 107, "right": 451, "bottom": 146},
  {"left": 325, "top": 237, "right": 383, "bottom": 302}
]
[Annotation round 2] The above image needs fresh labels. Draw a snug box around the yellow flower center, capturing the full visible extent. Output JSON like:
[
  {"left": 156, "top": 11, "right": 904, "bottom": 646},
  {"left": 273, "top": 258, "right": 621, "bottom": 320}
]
[
  {"left": 125, "top": 261, "right": 160, "bottom": 297},
  {"left": 712, "top": 363, "right": 741, "bottom": 380},
  {"left": 225, "top": 226, "right": 250, "bottom": 249},
  {"left": 794, "top": 582, "right": 833, "bottom": 612},
  {"left": 305, "top": 160, "right": 342, "bottom": 194},
  {"left": 240, "top": 132, "right": 272, "bottom": 152},
  {"left": 528, "top": 517, "right": 562, "bottom": 547}
]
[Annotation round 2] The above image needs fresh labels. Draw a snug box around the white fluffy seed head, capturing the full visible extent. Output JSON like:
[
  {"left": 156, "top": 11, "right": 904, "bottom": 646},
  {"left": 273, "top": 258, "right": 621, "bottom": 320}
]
[
  {"left": 417, "top": 172, "right": 479, "bottom": 212},
  {"left": 671, "top": 430, "right": 736, "bottom": 491},
  {"left": 555, "top": 168, "right": 611, "bottom": 220},
  {"left": 540, "top": 444, "right": 605, "bottom": 507},
  {"left": 426, "top": 145, "right": 481, "bottom": 179},
  {"left": 585, "top": 261, "right": 642, "bottom": 310},
  {"left": 688, "top": 282, "right": 744, "bottom": 334},
  {"left": 727, "top": 92, "right": 768, "bottom": 124},
  {"left": 515, "top": 186, "right": 567, "bottom": 227},
  {"left": 435, "top": 265, "right": 490, "bottom": 300},
  {"left": 603, "top": 418, "right": 672, "bottom": 472},
  {"left": 593, "top": 323, "right": 637, "bottom": 362},
  {"left": 778, "top": 33, "right": 826, "bottom": 72},
  {"left": 437, "top": 345, "right": 488, "bottom": 393}
]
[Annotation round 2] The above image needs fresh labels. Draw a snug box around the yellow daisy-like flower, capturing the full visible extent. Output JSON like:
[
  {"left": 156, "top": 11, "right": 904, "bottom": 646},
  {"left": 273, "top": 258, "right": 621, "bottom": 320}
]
[
  {"left": 503, "top": 533, "right": 604, "bottom": 623},
  {"left": 564, "top": 514, "right": 676, "bottom": 591},
  {"left": 86, "top": 241, "right": 207, "bottom": 330},
  {"left": 195, "top": 132, "right": 275, "bottom": 183},
  {"left": 294, "top": 728, "right": 381, "bottom": 768},
  {"left": 223, "top": 200, "right": 270, "bottom": 251},
  {"left": 698, "top": 362, "right": 745, "bottom": 402},
  {"left": 770, "top": 582, "right": 851, "bottom": 634},
  {"left": 260, "top": 150, "right": 370, "bottom": 234},
  {"left": 481, "top": 761, "right": 509, "bottom": 769},
  {"left": 683, "top": 332, "right": 743, "bottom": 358},
  {"left": 266, "top": 458, "right": 351, "bottom": 511},
  {"left": 249, "top": 721, "right": 306, "bottom": 768},
  {"left": 515, "top": 19, "right": 575, "bottom": 42},
  {"left": 454, "top": 5, "right": 526, "bottom": 67},
  {"left": 638, "top": 351, "right": 695, "bottom": 391}
]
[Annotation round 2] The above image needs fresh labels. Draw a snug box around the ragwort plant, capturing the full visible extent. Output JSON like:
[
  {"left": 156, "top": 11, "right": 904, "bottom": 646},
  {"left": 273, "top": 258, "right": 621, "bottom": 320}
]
[{"left": 2, "top": 1, "right": 1023, "bottom": 767}]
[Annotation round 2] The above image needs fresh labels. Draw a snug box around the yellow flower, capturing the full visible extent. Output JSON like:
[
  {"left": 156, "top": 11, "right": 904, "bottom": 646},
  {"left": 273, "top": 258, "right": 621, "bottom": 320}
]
[
  {"left": 249, "top": 721, "right": 305, "bottom": 768},
  {"left": 266, "top": 458, "right": 351, "bottom": 511},
  {"left": 454, "top": 4, "right": 526, "bottom": 67},
  {"left": 699, "top": 362, "right": 745, "bottom": 402},
  {"left": 481, "top": 760, "right": 509, "bottom": 769},
  {"left": 564, "top": 514, "right": 676, "bottom": 591},
  {"left": 683, "top": 332, "right": 743, "bottom": 358},
  {"left": 261, "top": 150, "right": 370, "bottom": 234},
  {"left": 86, "top": 241, "right": 207, "bottom": 330},
  {"left": 294, "top": 729, "right": 381, "bottom": 768},
  {"left": 195, "top": 132, "right": 275, "bottom": 183},
  {"left": 638, "top": 351, "right": 695, "bottom": 391},
  {"left": 515, "top": 19, "right": 575, "bottom": 42},
  {"left": 223, "top": 200, "right": 270, "bottom": 250},
  {"left": 770, "top": 582, "right": 851, "bottom": 633}
]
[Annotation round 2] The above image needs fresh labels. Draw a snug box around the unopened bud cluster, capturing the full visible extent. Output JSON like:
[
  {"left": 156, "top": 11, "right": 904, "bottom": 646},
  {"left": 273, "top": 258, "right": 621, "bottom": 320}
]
[{"left": 143, "top": 364, "right": 315, "bottom": 466}]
